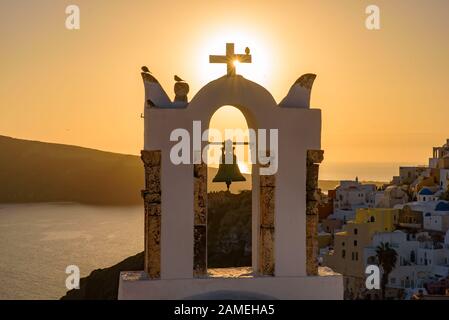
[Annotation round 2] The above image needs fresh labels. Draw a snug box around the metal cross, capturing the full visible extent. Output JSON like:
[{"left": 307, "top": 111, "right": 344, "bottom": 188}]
[{"left": 209, "top": 43, "right": 252, "bottom": 76}]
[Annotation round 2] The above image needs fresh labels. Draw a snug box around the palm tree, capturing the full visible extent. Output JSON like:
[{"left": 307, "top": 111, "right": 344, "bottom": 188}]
[{"left": 375, "top": 242, "right": 398, "bottom": 299}]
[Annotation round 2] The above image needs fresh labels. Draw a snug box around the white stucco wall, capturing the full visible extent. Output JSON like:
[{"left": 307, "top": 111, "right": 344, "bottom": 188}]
[{"left": 119, "top": 272, "right": 343, "bottom": 300}]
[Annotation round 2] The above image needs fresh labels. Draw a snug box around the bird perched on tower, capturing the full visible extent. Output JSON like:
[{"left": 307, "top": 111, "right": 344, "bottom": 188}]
[
  {"left": 174, "top": 75, "right": 185, "bottom": 82},
  {"left": 174, "top": 75, "right": 189, "bottom": 103},
  {"left": 141, "top": 66, "right": 151, "bottom": 73}
]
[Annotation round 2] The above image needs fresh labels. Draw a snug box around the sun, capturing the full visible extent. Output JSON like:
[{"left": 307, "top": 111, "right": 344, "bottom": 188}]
[{"left": 233, "top": 59, "right": 240, "bottom": 67}]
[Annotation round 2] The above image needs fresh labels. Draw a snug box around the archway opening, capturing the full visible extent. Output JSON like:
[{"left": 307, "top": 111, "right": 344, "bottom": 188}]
[{"left": 206, "top": 105, "right": 253, "bottom": 271}]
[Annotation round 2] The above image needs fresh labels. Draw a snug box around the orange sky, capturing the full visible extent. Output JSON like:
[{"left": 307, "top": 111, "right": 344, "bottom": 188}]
[{"left": 1, "top": 0, "right": 448, "bottom": 180}]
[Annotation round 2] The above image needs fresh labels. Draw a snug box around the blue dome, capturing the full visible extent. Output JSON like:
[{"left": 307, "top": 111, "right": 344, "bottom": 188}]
[
  {"left": 435, "top": 201, "right": 449, "bottom": 211},
  {"left": 419, "top": 188, "right": 434, "bottom": 195}
]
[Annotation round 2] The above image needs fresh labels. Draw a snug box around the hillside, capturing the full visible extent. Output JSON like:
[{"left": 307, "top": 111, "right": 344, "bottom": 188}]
[
  {"left": 0, "top": 135, "right": 143, "bottom": 205},
  {"left": 61, "top": 252, "right": 144, "bottom": 300}
]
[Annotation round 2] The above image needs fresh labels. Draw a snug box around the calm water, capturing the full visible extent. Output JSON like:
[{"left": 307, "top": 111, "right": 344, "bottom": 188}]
[{"left": 0, "top": 203, "right": 143, "bottom": 300}]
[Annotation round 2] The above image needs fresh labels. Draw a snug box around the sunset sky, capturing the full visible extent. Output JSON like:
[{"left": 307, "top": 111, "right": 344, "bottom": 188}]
[{"left": 1, "top": 0, "right": 448, "bottom": 180}]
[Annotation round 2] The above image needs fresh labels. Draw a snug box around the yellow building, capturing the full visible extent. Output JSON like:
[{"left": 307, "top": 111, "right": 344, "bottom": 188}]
[
  {"left": 324, "top": 208, "right": 400, "bottom": 298},
  {"left": 354, "top": 208, "right": 400, "bottom": 232}
]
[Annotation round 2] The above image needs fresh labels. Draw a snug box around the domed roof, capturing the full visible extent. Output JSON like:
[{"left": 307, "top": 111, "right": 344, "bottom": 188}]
[
  {"left": 418, "top": 188, "right": 434, "bottom": 195},
  {"left": 435, "top": 201, "right": 449, "bottom": 211}
]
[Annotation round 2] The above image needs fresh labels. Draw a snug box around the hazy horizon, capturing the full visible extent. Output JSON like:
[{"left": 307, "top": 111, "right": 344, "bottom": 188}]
[{"left": 1, "top": 0, "right": 448, "bottom": 179}]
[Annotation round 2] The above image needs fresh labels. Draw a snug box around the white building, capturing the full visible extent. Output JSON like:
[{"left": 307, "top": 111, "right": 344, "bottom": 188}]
[
  {"left": 417, "top": 187, "right": 438, "bottom": 202},
  {"left": 376, "top": 186, "right": 408, "bottom": 208},
  {"left": 332, "top": 180, "right": 377, "bottom": 222},
  {"left": 395, "top": 200, "right": 449, "bottom": 233},
  {"left": 364, "top": 231, "right": 449, "bottom": 290}
]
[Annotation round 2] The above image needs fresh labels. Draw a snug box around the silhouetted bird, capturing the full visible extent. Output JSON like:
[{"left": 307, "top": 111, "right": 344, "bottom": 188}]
[
  {"left": 245, "top": 47, "right": 250, "bottom": 55},
  {"left": 141, "top": 66, "right": 151, "bottom": 73},
  {"left": 174, "top": 75, "right": 185, "bottom": 82}
]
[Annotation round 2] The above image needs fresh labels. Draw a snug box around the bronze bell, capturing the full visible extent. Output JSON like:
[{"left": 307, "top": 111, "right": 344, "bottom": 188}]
[{"left": 212, "top": 142, "right": 246, "bottom": 191}]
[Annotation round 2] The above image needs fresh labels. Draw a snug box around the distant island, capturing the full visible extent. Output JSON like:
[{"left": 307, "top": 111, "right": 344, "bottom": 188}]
[{"left": 0, "top": 135, "right": 143, "bottom": 206}]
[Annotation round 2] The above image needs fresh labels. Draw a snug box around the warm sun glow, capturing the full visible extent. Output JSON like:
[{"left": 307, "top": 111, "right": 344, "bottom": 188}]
[
  {"left": 208, "top": 105, "right": 252, "bottom": 173},
  {"left": 233, "top": 59, "right": 240, "bottom": 66},
  {"left": 237, "top": 161, "right": 251, "bottom": 174}
]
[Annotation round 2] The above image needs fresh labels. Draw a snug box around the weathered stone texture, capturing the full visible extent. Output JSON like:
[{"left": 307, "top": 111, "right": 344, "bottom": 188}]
[
  {"left": 193, "top": 163, "right": 207, "bottom": 276},
  {"left": 144, "top": 166, "right": 161, "bottom": 194},
  {"left": 259, "top": 162, "right": 275, "bottom": 276},
  {"left": 260, "top": 174, "right": 275, "bottom": 187},
  {"left": 141, "top": 150, "right": 162, "bottom": 279},
  {"left": 193, "top": 225, "right": 207, "bottom": 277},
  {"left": 306, "top": 149, "right": 324, "bottom": 276},
  {"left": 306, "top": 164, "right": 320, "bottom": 192},
  {"left": 259, "top": 226, "right": 275, "bottom": 275},
  {"left": 260, "top": 186, "right": 275, "bottom": 226},
  {"left": 307, "top": 149, "right": 324, "bottom": 165},
  {"left": 144, "top": 213, "right": 161, "bottom": 278},
  {"left": 306, "top": 214, "right": 318, "bottom": 276},
  {"left": 141, "top": 150, "right": 161, "bottom": 167},
  {"left": 306, "top": 201, "right": 319, "bottom": 216}
]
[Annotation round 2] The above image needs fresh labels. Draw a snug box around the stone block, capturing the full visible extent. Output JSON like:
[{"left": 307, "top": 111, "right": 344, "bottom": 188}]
[
  {"left": 145, "top": 166, "right": 161, "bottom": 194},
  {"left": 307, "top": 150, "right": 324, "bottom": 165},
  {"left": 142, "top": 191, "right": 161, "bottom": 204},
  {"left": 260, "top": 174, "right": 275, "bottom": 187},
  {"left": 306, "top": 164, "right": 319, "bottom": 191},
  {"left": 145, "top": 203, "right": 161, "bottom": 216},
  {"left": 144, "top": 215, "right": 161, "bottom": 279},
  {"left": 194, "top": 206, "right": 207, "bottom": 226},
  {"left": 306, "top": 200, "right": 319, "bottom": 216},
  {"left": 260, "top": 186, "right": 275, "bottom": 225},
  {"left": 259, "top": 227, "right": 275, "bottom": 276},
  {"left": 194, "top": 225, "right": 207, "bottom": 276},
  {"left": 141, "top": 150, "right": 161, "bottom": 167},
  {"left": 306, "top": 214, "right": 318, "bottom": 276},
  {"left": 194, "top": 163, "right": 207, "bottom": 179}
]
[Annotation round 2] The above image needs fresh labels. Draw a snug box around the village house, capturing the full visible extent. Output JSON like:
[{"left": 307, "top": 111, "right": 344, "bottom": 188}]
[
  {"left": 364, "top": 230, "right": 449, "bottom": 296},
  {"left": 395, "top": 200, "right": 449, "bottom": 233},
  {"left": 324, "top": 208, "right": 400, "bottom": 297},
  {"left": 398, "top": 205, "right": 424, "bottom": 230},
  {"left": 417, "top": 187, "right": 439, "bottom": 202},
  {"left": 429, "top": 139, "right": 449, "bottom": 170},
  {"left": 321, "top": 218, "right": 343, "bottom": 234},
  {"left": 392, "top": 139, "right": 449, "bottom": 195},
  {"left": 332, "top": 179, "right": 377, "bottom": 222},
  {"left": 376, "top": 185, "right": 409, "bottom": 208}
]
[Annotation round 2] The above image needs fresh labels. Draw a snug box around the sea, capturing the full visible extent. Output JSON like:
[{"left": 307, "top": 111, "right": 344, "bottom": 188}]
[{"left": 0, "top": 203, "right": 143, "bottom": 300}]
